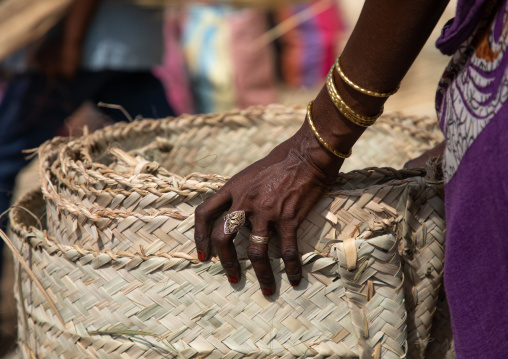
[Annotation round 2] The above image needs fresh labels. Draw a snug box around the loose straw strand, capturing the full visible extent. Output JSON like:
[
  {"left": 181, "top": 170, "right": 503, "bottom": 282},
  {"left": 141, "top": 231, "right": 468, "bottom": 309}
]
[{"left": 0, "top": 227, "right": 65, "bottom": 326}]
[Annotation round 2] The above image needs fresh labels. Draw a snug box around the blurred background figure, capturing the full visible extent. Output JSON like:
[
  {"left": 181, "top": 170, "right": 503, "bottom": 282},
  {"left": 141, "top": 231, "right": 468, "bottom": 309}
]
[
  {"left": 0, "top": 0, "right": 174, "bottom": 228},
  {"left": 178, "top": 0, "right": 345, "bottom": 113},
  {"left": 272, "top": 0, "right": 345, "bottom": 88},
  {"left": 180, "top": 4, "right": 278, "bottom": 113}
]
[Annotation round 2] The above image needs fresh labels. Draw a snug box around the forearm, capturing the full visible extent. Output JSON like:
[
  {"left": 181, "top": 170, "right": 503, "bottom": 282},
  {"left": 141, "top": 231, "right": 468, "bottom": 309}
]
[
  {"left": 63, "top": 0, "right": 101, "bottom": 45},
  {"left": 309, "top": 0, "right": 449, "bottom": 171}
]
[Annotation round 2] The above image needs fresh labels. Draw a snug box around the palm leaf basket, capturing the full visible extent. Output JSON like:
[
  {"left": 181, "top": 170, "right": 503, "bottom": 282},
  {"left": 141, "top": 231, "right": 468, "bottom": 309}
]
[{"left": 10, "top": 105, "right": 452, "bottom": 358}]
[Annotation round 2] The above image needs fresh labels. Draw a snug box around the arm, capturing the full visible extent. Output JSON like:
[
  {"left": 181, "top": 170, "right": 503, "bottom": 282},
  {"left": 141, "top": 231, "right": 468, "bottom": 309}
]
[
  {"left": 195, "top": 0, "right": 450, "bottom": 295},
  {"left": 312, "top": 0, "right": 449, "bottom": 176},
  {"left": 60, "top": 0, "right": 100, "bottom": 78},
  {"left": 31, "top": 0, "right": 100, "bottom": 79}
]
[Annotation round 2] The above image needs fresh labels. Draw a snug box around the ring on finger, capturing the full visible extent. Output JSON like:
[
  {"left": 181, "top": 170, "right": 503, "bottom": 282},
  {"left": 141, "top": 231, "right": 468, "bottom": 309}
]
[
  {"left": 224, "top": 210, "right": 246, "bottom": 234},
  {"left": 249, "top": 234, "right": 270, "bottom": 245}
]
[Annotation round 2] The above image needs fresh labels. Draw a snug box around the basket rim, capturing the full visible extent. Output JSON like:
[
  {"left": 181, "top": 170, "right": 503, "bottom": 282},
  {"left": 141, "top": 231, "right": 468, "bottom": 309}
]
[
  {"left": 43, "top": 166, "right": 429, "bottom": 222},
  {"left": 14, "top": 160, "right": 440, "bottom": 263},
  {"left": 38, "top": 105, "right": 442, "bottom": 200}
]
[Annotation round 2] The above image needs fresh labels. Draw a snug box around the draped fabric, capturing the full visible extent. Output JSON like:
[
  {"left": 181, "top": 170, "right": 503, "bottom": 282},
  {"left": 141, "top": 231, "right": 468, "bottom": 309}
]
[{"left": 436, "top": 1, "right": 508, "bottom": 358}]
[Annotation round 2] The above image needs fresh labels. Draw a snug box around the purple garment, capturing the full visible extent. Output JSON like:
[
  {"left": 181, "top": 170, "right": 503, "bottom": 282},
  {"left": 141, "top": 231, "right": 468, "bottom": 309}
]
[
  {"left": 436, "top": 0, "right": 490, "bottom": 55},
  {"left": 436, "top": 1, "right": 508, "bottom": 357},
  {"left": 444, "top": 109, "right": 508, "bottom": 358}
]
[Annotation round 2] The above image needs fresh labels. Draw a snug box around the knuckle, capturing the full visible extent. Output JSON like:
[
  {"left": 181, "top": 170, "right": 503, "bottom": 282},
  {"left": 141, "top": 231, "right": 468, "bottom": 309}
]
[
  {"left": 280, "top": 210, "right": 298, "bottom": 223},
  {"left": 194, "top": 204, "right": 209, "bottom": 220},
  {"left": 220, "top": 261, "right": 238, "bottom": 271},
  {"left": 245, "top": 188, "right": 258, "bottom": 201},
  {"left": 256, "top": 272, "right": 275, "bottom": 285},
  {"left": 259, "top": 197, "right": 276, "bottom": 211},
  {"left": 212, "top": 236, "right": 230, "bottom": 249},
  {"left": 194, "top": 233, "right": 206, "bottom": 245},
  {"left": 248, "top": 247, "right": 267, "bottom": 264},
  {"left": 282, "top": 247, "right": 300, "bottom": 263}
]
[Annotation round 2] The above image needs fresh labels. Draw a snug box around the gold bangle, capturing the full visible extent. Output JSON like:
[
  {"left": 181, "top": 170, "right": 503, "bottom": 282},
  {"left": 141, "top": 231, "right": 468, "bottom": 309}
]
[
  {"left": 326, "top": 65, "right": 382, "bottom": 127},
  {"left": 307, "top": 101, "right": 352, "bottom": 159},
  {"left": 335, "top": 54, "right": 400, "bottom": 98}
]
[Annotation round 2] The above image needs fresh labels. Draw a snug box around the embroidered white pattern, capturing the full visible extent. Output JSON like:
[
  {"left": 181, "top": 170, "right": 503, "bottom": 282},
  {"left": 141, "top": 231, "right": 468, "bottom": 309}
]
[{"left": 437, "top": 5, "right": 508, "bottom": 183}]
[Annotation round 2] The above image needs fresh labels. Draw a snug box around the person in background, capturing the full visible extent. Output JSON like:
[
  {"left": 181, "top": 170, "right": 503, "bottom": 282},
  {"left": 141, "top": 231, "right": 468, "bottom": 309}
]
[
  {"left": 0, "top": 0, "right": 174, "bottom": 228},
  {"left": 180, "top": 4, "right": 277, "bottom": 113},
  {"left": 194, "top": 0, "right": 508, "bottom": 357}
]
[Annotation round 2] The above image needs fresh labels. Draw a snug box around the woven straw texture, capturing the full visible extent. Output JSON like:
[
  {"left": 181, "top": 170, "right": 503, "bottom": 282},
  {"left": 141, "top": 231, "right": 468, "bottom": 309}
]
[
  {"left": 38, "top": 105, "right": 443, "bottom": 256},
  {"left": 10, "top": 105, "right": 452, "bottom": 358},
  {"left": 13, "top": 166, "right": 444, "bottom": 358}
]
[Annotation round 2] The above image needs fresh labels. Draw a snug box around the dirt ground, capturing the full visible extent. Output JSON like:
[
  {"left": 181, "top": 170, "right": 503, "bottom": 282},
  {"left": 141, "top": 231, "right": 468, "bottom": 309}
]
[{"left": 0, "top": 1, "right": 456, "bottom": 357}]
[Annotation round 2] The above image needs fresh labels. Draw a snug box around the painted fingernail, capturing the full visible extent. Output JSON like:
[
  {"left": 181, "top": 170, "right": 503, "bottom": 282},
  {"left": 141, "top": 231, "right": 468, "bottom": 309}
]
[
  {"left": 262, "top": 288, "right": 273, "bottom": 296},
  {"left": 197, "top": 251, "right": 205, "bottom": 261},
  {"left": 227, "top": 275, "right": 239, "bottom": 284},
  {"left": 290, "top": 280, "right": 300, "bottom": 287}
]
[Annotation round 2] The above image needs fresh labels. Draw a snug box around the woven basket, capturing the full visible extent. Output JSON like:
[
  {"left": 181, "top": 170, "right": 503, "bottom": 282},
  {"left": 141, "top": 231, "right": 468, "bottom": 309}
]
[
  {"left": 11, "top": 105, "right": 450, "bottom": 358},
  {"left": 39, "top": 105, "right": 443, "bottom": 255},
  {"left": 13, "top": 175, "right": 447, "bottom": 357}
]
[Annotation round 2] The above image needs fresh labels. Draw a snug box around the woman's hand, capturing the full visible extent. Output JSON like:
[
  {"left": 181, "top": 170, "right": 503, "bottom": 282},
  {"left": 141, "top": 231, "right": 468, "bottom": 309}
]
[
  {"left": 193, "top": 0, "right": 450, "bottom": 296},
  {"left": 194, "top": 112, "right": 345, "bottom": 296},
  {"left": 404, "top": 141, "right": 445, "bottom": 169}
]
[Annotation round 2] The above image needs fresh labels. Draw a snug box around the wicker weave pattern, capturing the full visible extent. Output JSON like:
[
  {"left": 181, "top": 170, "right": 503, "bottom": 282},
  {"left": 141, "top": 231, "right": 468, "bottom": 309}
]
[
  {"left": 39, "top": 106, "right": 443, "bottom": 256},
  {"left": 396, "top": 182, "right": 446, "bottom": 359},
  {"left": 13, "top": 173, "right": 445, "bottom": 357},
  {"left": 11, "top": 105, "right": 450, "bottom": 358},
  {"left": 12, "top": 190, "right": 363, "bottom": 358},
  {"left": 424, "top": 287, "right": 455, "bottom": 358},
  {"left": 333, "top": 234, "right": 407, "bottom": 358}
]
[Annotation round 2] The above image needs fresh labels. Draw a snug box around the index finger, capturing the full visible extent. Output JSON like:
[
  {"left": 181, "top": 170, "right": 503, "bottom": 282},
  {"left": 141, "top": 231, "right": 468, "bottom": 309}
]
[{"left": 194, "top": 190, "right": 231, "bottom": 261}]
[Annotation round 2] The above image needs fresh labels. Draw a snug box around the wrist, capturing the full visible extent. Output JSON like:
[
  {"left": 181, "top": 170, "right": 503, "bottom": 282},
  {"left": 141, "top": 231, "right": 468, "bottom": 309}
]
[
  {"left": 311, "top": 86, "right": 369, "bottom": 153},
  {"left": 292, "top": 114, "right": 344, "bottom": 183},
  {"left": 293, "top": 66, "right": 387, "bottom": 181}
]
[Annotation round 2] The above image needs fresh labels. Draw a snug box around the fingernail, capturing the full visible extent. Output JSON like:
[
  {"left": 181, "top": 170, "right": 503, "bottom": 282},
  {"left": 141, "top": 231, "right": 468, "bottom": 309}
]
[
  {"left": 227, "top": 275, "right": 238, "bottom": 284},
  {"left": 290, "top": 280, "right": 300, "bottom": 287},
  {"left": 262, "top": 288, "right": 273, "bottom": 296},
  {"left": 197, "top": 251, "right": 205, "bottom": 261}
]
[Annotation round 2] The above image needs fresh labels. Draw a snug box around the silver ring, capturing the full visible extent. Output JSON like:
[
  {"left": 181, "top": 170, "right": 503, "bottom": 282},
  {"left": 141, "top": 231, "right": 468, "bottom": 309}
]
[
  {"left": 224, "top": 210, "right": 246, "bottom": 234},
  {"left": 249, "top": 234, "right": 270, "bottom": 245}
]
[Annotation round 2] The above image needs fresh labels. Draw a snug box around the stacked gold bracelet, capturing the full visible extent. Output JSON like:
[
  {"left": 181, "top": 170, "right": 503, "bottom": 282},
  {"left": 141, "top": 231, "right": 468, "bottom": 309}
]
[
  {"left": 335, "top": 54, "right": 400, "bottom": 98},
  {"left": 307, "top": 101, "right": 352, "bottom": 159},
  {"left": 325, "top": 54, "right": 400, "bottom": 128},
  {"left": 307, "top": 53, "right": 400, "bottom": 158},
  {"left": 326, "top": 65, "right": 382, "bottom": 127}
]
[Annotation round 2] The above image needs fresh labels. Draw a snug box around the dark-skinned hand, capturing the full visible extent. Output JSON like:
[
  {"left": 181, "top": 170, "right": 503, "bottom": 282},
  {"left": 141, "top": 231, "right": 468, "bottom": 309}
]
[
  {"left": 194, "top": 109, "right": 346, "bottom": 296},
  {"left": 404, "top": 141, "right": 445, "bottom": 169},
  {"left": 194, "top": 0, "right": 451, "bottom": 296}
]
